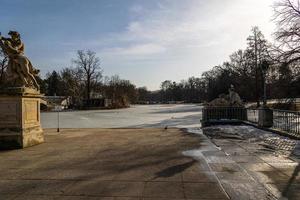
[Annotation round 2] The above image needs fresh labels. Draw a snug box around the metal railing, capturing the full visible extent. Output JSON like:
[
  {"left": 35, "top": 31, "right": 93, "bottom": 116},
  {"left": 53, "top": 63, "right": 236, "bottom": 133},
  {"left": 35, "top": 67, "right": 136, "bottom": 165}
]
[
  {"left": 202, "top": 106, "right": 247, "bottom": 126},
  {"left": 202, "top": 106, "right": 300, "bottom": 137},
  {"left": 245, "top": 108, "right": 300, "bottom": 137},
  {"left": 272, "top": 109, "right": 300, "bottom": 137}
]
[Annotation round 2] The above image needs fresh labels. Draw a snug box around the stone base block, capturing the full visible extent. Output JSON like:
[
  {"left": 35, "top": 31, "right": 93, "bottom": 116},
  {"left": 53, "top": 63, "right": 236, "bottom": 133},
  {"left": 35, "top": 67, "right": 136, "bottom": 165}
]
[
  {"left": 0, "top": 88, "right": 44, "bottom": 149},
  {"left": 0, "top": 134, "right": 22, "bottom": 149},
  {"left": 258, "top": 106, "right": 273, "bottom": 128},
  {"left": 22, "top": 127, "right": 44, "bottom": 147}
]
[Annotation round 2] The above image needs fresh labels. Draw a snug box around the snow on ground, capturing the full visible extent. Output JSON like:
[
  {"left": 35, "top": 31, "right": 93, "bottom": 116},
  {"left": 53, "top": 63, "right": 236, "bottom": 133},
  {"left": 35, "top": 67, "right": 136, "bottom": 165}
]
[
  {"left": 183, "top": 126, "right": 281, "bottom": 199},
  {"left": 203, "top": 125, "right": 300, "bottom": 157},
  {"left": 41, "top": 104, "right": 202, "bottom": 128},
  {"left": 185, "top": 125, "right": 300, "bottom": 199}
]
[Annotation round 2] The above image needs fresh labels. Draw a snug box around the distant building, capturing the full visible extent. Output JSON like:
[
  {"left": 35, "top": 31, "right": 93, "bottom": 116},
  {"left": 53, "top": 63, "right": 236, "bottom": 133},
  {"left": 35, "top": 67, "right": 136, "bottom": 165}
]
[
  {"left": 42, "top": 92, "right": 113, "bottom": 111},
  {"left": 42, "top": 96, "right": 71, "bottom": 111},
  {"left": 82, "top": 92, "right": 112, "bottom": 109}
]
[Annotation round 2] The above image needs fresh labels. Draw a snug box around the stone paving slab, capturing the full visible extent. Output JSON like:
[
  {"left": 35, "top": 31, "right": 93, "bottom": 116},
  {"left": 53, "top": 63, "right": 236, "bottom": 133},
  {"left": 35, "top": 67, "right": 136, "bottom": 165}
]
[
  {"left": 2, "top": 126, "right": 299, "bottom": 199},
  {"left": 183, "top": 182, "right": 227, "bottom": 199},
  {"left": 202, "top": 125, "right": 300, "bottom": 200},
  {"left": 0, "top": 194, "right": 19, "bottom": 200},
  {"left": 266, "top": 183, "right": 300, "bottom": 200},
  {"left": 143, "top": 181, "right": 184, "bottom": 198},
  {"left": 0, "top": 128, "right": 229, "bottom": 200},
  {"left": 208, "top": 163, "right": 242, "bottom": 173},
  {"left": 220, "top": 180, "right": 271, "bottom": 200}
]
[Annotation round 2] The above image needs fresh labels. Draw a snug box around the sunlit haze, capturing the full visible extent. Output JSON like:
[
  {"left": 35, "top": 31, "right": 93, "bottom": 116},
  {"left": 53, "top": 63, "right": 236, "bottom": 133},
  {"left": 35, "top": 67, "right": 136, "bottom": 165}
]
[{"left": 1, "top": 0, "right": 276, "bottom": 90}]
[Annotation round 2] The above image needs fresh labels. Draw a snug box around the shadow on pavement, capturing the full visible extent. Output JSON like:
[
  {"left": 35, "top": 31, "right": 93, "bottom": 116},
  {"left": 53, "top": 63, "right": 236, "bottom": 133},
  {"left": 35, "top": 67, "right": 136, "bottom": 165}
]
[
  {"left": 282, "top": 163, "right": 300, "bottom": 199},
  {"left": 153, "top": 160, "right": 196, "bottom": 179}
]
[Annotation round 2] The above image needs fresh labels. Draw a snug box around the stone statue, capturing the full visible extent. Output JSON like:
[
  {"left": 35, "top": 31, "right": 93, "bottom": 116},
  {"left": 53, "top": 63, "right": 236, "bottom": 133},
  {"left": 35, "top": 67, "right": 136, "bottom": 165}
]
[
  {"left": 208, "top": 93, "right": 230, "bottom": 106},
  {"left": 207, "top": 85, "right": 243, "bottom": 106},
  {"left": 228, "top": 85, "right": 243, "bottom": 106},
  {"left": 0, "top": 31, "right": 44, "bottom": 149},
  {"left": 0, "top": 31, "right": 40, "bottom": 90}
]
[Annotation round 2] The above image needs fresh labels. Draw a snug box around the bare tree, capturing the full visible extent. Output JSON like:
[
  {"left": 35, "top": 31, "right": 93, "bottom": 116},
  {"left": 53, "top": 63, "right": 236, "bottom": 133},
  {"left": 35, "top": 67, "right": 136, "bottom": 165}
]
[
  {"left": 60, "top": 68, "right": 82, "bottom": 97},
  {"left": 273, "top": 0, "right": 300, "bottom": 64},
  {"left": 247, "top": 26, "right": 270, "bottom": 106},
  {"left": 0, "top": 49, "right": 8, "bottom": 85},
  {"left": 73, "top": 50, "right": 102, "bottom": 104},
  {"left": 102, "top": 75, "right": 137, "bottom": 108}
]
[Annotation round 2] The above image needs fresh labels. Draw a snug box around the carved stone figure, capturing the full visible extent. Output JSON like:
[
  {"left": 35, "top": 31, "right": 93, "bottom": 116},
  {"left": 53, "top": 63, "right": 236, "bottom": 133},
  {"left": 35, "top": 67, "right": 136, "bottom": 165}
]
[
  {"left": 228, "top": 85, "right": 243, "bottom": 106},
  {"left": 0, "top": 31, "right": 40, "bottom": 90},
  {"left": 0, "top": 31, "right": 44, "bottom": 149},
  {"left": 207, "top": 85, "right": 243, "bottom": 106},
  {"left": 208, "top": 94, "right": 230, "bottom": 106}
]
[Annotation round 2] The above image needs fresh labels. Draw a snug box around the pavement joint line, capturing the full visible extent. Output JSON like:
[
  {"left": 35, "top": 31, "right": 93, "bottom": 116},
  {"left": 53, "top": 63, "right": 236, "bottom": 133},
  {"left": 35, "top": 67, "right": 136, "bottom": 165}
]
[
  {"left": 0, "top": 178, "right": 224, "bottom": 183},
  {"left": 186, "top": 130, "right": 231, "bottom": 200},
  {"left": 140, "top": 181, "right": 146, "bottom": 199},
  {"left": 180, "top": 170, "right": 187, "bottom": 199},
  {"left": 201, "top": 129, "right": 291, "bottom": 199},
  {"left": 13, "top": 194, "right": 144, "bottom": 198},
  {"left": 213, "top": 135, "right": 285, "bottom": 199},
  {"left": 229, "top": 159, "right": 278, "bottom": 199},
  {"left": 10, "top": 194, "right": 197, "bottom": 200},
  {"left": 231, "top": 137, "right": 295, "bottom": 177}
]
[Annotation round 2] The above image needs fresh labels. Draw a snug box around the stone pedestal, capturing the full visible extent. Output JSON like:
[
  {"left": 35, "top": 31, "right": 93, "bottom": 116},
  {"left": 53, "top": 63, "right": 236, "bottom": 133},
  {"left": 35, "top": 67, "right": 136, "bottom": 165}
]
[
  {"left": 0, "top": 87, "right": 44, "bottom": 149},
  {"left": 258, "top": 106, "right": 273, "bottom": 128}
]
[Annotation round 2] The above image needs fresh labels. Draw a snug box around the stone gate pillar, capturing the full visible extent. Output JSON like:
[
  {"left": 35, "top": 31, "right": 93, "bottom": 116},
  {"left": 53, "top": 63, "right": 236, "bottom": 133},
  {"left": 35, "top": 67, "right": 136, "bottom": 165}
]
[
  {"left": 0, "top": 88, "right": 44, "bottom": 149},
  {"left": 258, "top": 105, "right": 273, "bottom": 128}
]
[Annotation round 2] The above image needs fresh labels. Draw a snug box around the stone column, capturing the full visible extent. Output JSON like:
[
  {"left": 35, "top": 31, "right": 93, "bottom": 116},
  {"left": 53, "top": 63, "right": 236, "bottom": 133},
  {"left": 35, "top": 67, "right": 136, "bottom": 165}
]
[
  {"left": 258, "top": 105, "right": 273, "bottom": 128},
  {"left": 0, "top": 87, "right": 44, "bottom": 149}
]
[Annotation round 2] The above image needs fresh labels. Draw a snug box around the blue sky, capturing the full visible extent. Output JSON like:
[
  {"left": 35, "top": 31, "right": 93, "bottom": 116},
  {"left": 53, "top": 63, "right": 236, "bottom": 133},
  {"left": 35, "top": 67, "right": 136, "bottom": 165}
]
[{"left": 1, "top": 0, "right": 276, "bottom": 90}]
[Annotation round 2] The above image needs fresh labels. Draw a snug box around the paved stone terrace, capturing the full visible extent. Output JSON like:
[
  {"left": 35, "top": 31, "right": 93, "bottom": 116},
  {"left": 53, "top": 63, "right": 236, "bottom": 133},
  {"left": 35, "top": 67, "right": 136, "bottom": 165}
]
[
  {"left": 0, "top": 128, "right": 229, "bottom": 200},
  {"left": 202, "top": 126, "right": 300, "bottom": 200},
  {"left": 1, "top": 127, "right": 300, "bottom": 200}
]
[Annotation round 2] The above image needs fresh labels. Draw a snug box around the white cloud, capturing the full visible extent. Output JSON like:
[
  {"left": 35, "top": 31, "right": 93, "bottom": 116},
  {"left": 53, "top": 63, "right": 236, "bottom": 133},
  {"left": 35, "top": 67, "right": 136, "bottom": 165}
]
[
  {"left": 129, "top": 4, "right": 144, "bottom": 15},
  {"left": 94, "top": 0, "right": 276, "bottom": 89},
  {"left": 102, "top": 43, "right": 166, "bottom": 57}
]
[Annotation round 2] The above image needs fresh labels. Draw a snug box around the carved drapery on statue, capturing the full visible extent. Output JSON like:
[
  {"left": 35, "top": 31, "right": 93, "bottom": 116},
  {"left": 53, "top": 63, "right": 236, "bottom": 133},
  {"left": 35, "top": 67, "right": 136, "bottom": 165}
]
[
  {"left": 206, "top": 85, "right": 243, "bottom": 107},
  {"left": 201, "top": 85, "right": 246, "bottom": 127},
  {"left": 0, "top": 31, "right": 44, "bottom": 149},
  {"left": 0, "top": 31, "right": 40, "bottom": 90}
]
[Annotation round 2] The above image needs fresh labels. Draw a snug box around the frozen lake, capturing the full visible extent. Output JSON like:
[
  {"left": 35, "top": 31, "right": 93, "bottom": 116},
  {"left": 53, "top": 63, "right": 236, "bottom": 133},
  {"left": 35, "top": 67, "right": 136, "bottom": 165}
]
[{"left": 41, "top": 104, "right": 202, "bottom": 129}]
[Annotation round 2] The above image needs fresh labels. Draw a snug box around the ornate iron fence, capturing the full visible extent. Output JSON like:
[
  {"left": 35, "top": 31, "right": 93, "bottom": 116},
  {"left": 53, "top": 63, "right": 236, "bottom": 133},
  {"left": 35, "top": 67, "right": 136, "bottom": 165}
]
[
  {"left": 202, "top": 106, "right": 247, "bottom": 127},
  {"left": 245, "top": 108, "right": 300, "bottom": 138},
  {"left": 272, "top": 109, "right": 300, "bottom": 137},
  {"left": 203, "top": 107, "right": 300, "bottom": 137}
]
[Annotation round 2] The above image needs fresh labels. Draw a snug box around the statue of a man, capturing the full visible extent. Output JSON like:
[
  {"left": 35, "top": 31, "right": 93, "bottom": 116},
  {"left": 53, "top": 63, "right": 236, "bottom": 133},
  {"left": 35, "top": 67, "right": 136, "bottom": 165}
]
[{"left": 0, "top": 31, "right": 40, "bottom": 90}]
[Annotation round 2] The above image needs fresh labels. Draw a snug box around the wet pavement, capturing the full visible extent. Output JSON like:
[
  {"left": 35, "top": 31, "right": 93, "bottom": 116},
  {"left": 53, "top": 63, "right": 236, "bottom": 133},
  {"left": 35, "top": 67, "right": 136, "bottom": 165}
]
[
  {"left": 2, "top": 104, "right": 300, "bottom": 199},
  {"left": 202, "top": 125, "right": 300, "bottom": 200},
  {"left": 2, "top": 126, "right": 299, "bottom": 199},
  {"left": 0, "top": 128, "right": 229, "bottom": 200}
]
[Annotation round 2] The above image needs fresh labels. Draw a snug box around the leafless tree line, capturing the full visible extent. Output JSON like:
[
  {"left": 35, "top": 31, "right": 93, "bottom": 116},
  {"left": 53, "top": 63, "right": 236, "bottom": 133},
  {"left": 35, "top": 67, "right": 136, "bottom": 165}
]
[
  {"left": 0, "top": 0, "right": 299, "bottom": 107},
  {"left": 43, "top": 50, "right": 137, "bottom": 108},
  {"left": 144, "top": 1, "right": 300, "bottom": 106},
  {"left": 273, "top": 0, "right": 300, "bottom": 64}
]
